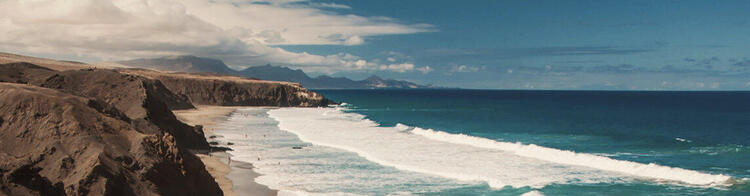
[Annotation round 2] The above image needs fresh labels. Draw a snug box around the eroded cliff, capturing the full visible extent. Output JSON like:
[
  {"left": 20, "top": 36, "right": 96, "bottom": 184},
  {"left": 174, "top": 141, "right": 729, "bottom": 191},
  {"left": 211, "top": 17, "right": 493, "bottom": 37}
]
[
  {"left": 122, "top": 70, "right": 333, "bottom": 107},
  {"left": 0, "top": 83, "right": 222, "bottom": 195}
]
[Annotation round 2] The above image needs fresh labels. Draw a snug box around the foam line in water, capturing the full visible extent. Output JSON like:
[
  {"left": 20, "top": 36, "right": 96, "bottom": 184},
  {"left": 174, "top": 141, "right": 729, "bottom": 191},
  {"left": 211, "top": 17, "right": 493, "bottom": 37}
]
[
  {"left": 267, "top": 108, "right": 733, "bottom": 189},
  {"left": 410, "top": 127, "right": 732, "bottom": 186}
]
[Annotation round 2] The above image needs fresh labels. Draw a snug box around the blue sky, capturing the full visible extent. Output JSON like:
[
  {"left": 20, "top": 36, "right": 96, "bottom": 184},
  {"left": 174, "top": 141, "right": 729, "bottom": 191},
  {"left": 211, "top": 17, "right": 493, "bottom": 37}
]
[
  {"left": 279, "top": 0, "right": 750, "bottom": 90},
  {"left": 2, "top": 0, "right": 749, "bottom": 90}
]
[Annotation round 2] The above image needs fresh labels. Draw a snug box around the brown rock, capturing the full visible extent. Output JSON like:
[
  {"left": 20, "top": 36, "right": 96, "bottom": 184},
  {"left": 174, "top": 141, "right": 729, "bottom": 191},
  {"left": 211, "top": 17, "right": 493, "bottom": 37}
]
[
  {"left": 122, "top": 69, "right": 333, "bottom": 107},
  {"left": 0, "top": 83, "right": 222, "bottom": 196},
  {"left": 0, "top": 63, "right": 209, "bottom": 150}
]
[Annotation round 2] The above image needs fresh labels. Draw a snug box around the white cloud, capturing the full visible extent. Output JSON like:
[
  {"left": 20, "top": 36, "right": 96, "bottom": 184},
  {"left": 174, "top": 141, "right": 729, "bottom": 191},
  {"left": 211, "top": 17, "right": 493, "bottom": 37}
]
[
  {"left": 450, "top": 65, "right": 484, "bottom": 73},
  {"left": 0, "top": 0, "right": 433, "bottom": 74},
  {"left": 380, "top": 63, "right": 413, "bottom": 72},
  {"left": 343, "top": 35, "right": 364, "bottom": 46},
  {"left": 416, "top": 66, "right": 433, "bottom": 74},
  {"left": 179, "top": 0, "right": 432, "bottom": 45},
  {"left": 310, "top": 2, "right": 352, "bottom": 9}
]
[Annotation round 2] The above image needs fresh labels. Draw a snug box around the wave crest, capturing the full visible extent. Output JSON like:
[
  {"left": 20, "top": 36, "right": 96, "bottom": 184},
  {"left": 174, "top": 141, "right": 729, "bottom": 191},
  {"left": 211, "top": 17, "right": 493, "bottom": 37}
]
[
  {"left": 410, "top": 127, "right": 732, "bottom": 186},
  {"left": 268, "top": 107, "right": 734, "bottom": 189}
]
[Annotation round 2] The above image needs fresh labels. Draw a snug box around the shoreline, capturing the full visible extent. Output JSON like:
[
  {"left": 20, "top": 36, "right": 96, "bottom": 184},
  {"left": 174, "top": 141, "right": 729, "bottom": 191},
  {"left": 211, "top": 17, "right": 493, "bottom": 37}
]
[{"left": 174, "top": 105, "right": 278, "bottom": 196}]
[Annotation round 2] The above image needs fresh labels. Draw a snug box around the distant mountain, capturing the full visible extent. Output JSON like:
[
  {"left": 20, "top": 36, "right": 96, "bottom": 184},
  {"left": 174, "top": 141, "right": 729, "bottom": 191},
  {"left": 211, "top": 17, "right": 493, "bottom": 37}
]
[
  {"left": 118, "top": 55, "right": 236, "bottom": 74},
  {"left": 236, "top": 64, "right": 313, "bottom": 84},
  {"left": 362, "top": 75, "right": 424, "bottom": 89},
  {"left": 237, "top": 65, "right": 434, "bottom": 89},
  {"left": 117, "top": 56, "right": 437, "bottom": 89}
]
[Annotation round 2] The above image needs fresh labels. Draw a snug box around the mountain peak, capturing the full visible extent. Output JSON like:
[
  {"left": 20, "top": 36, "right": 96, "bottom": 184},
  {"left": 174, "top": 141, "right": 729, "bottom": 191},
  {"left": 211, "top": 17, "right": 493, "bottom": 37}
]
[
  {"left": 118, "top": 55, "right": 234, "bottom": 74},
  {"left": 365, "top": 75, "right": 383, "bottom": 81}
]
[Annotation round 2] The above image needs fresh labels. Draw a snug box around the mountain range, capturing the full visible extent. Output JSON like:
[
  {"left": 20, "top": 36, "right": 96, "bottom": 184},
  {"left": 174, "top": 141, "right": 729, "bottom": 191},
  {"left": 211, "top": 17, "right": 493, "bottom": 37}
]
[{"left": 117, "top": 55, "right": 437, "bottom": 89}]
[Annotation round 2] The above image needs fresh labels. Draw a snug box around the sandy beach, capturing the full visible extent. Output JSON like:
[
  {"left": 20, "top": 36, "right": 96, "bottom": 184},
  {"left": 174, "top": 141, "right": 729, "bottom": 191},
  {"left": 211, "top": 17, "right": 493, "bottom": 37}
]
[{"left": 174, "top": 105, "right": 278, "bottom": 196}]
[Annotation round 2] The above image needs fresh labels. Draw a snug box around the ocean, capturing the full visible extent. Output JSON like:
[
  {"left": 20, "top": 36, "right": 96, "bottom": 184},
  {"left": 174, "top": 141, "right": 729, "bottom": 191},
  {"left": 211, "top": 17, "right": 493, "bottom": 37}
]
[{"left": 212, "top": 89, "right": 750, "bottom": 195}]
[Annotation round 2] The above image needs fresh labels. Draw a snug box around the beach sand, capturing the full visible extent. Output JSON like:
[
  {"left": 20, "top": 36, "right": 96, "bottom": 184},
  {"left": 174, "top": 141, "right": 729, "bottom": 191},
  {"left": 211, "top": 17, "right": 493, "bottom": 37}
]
[{"left": 174, "top": 105, "right": 278, "bottom": 196}]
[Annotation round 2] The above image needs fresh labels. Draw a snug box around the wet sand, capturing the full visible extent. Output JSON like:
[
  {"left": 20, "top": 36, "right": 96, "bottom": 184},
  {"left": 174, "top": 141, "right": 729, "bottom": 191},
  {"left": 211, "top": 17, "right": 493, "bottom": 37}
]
[{"left": 174, "top": 105, "right": 277, "bottom": 196}]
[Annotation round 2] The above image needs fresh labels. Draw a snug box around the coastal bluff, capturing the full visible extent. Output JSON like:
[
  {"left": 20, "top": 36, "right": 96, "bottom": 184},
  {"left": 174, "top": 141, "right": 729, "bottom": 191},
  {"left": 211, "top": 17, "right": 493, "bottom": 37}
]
[
  {"left": 0, "top": 83, "right": 221, "bottom": 195},
  {"left": 121, "top": 69, "right": 332, "bottom": 107},
  {"left": 0, "top": 55, "right": 331, "bottom": 196}
]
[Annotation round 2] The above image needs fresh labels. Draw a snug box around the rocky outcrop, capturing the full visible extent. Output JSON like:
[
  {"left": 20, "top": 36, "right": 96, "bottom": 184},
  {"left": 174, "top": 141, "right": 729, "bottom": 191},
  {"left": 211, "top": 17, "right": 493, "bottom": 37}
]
[
  {"left": 123, "top": 69, "right": 333, "bottom": 107},
  {"left": 29, "top": 68, "right": 208, "bottom": 150},
  {"left": 0, "top": 63, "right": 208, "bottom": 150},
  {"left": 0, "top": 83, "right": 222, "bottom": 195}
]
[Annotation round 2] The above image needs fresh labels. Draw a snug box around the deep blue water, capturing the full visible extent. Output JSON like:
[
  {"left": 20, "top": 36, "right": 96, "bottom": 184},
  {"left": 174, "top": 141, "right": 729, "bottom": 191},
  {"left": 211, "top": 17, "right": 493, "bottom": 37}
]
[{"left": 315, "top": 89, "right": 750, "bottom": 195}]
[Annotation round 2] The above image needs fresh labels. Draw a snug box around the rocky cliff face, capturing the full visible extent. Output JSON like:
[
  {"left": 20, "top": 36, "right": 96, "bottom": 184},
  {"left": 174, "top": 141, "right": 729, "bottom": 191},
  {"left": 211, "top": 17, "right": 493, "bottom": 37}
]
[
  {"left": 0, "top": 83, "right": 222, "bottom": 195},
  {"left": 123, "top": 70, "right": 333, "bottom": 107},
  {"left": 30, "top": 68, "right": 208, "bottom": 151}
]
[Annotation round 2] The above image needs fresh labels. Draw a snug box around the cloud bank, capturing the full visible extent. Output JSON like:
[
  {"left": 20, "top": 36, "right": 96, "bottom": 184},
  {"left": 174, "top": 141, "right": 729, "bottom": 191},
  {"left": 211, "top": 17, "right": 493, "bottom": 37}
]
[{"left": 0, "top": 0, "right": 433, "bottom": 73}]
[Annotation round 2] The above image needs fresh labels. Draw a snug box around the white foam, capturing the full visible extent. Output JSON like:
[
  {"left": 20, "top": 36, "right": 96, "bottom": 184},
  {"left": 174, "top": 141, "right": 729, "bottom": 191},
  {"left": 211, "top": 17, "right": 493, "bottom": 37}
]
[
  {"left": 394, "top": 123, "right": 411, "bottom": 131},
  {"left": 277, "top": 189, "right": 360, "bottom": 196},
  {"left": 213, "top": 108, "right": 466, "bottom": 194},
  {"left": 268, "top": 107, "right": 733, "bottom": 189},
  {"left": 521, "top": 190, "right": 545, "bottom": 196},
  {"left": 270, "top": 108, "right": 619, "bottom": 188},
  {"left": 411, "top": 127, "right": 731, "bottom": 186}
]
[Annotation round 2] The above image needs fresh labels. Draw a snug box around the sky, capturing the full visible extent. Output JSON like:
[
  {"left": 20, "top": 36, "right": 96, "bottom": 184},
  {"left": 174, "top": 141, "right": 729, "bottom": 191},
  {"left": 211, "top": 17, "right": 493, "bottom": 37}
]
[{"left": 1, "top": 0, "right": 750, "bottom": 90}]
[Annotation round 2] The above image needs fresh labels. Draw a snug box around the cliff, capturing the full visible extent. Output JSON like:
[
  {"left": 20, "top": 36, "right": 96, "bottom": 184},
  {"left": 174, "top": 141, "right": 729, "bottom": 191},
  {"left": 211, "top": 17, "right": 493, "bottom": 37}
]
[
  {"left": 0, "top": 83, "right": 222, "bottom": 195},
  {"left": 121, "top": 69, "right": 332, "bottom": 107},
  {"left": 0, "top": 63, "right": 208, "bottom": 150}
]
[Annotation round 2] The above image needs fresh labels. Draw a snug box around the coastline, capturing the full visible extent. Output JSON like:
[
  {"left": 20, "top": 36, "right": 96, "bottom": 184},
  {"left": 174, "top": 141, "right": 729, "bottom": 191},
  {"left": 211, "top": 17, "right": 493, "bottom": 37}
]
[{"left": 174, "top": 105, "right": 278, "bottom": 196}]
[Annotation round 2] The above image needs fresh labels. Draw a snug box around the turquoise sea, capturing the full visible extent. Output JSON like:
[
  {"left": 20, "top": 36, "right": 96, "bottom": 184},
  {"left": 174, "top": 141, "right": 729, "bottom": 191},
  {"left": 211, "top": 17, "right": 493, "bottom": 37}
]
[{"left": 215, "top": 89, "right": 750, "bottom": 195}]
